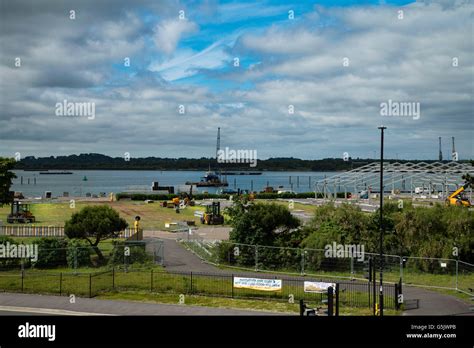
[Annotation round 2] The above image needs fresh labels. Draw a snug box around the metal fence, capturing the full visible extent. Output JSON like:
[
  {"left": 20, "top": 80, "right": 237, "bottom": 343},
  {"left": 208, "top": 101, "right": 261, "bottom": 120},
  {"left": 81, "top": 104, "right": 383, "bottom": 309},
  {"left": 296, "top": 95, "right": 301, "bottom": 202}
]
[
  {"left": 0, "top": 225, "right": 140, "bottom": 239},
  {"left": 0, "top": 240, "right": 164, "bottom": 272},
  {"left": 0, "top": 267, "right": 398, "bottom": 309},
  {"left": 180, "top": 239, "right": 474, "bottom": 295}
]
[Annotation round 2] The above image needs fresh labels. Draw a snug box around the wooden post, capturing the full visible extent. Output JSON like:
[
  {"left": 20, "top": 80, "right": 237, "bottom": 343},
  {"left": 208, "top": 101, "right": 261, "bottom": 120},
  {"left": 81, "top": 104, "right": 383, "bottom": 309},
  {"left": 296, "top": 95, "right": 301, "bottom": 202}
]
[{"left": 151, "top": 269, "right": 153, "bottom": 292}]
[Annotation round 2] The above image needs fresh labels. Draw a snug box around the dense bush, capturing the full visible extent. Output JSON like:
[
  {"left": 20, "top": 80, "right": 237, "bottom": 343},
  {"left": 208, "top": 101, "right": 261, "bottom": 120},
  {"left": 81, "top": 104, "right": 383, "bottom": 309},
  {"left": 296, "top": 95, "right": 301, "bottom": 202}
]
[
  {"left": 32, "top": 238, "right": 68, "bottom": 268},
  {"left": 225, "top": 200, "right": 474, "bottom": 272},
  {"left": 66, "top": 239, "right": 91, "bottom": 268},
  {"left": 108, "top": 241, "right": 150, "bottom": 266},
  {"left": 0, "top": 235, "right": 22, "bottom": 268},
  {"left": 117, "top": 192, "right": 320, "bottom": 201}
]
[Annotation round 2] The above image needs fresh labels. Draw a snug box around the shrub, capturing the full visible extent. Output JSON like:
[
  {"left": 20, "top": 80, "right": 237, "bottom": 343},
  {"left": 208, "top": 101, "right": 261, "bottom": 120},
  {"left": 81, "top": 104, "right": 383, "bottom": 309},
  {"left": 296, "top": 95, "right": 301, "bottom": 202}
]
[
  {"left": 108, "top": 240, "right": 150, "bottom": 266},
  {"left": 0, "top": 235, "right": 22, "bottom": 269},
  {"left": 32, "top": 238, "right": 68, "bottom": 268},
  {"left": 66, "top": 239, "right": 91, "bottom": 268}
]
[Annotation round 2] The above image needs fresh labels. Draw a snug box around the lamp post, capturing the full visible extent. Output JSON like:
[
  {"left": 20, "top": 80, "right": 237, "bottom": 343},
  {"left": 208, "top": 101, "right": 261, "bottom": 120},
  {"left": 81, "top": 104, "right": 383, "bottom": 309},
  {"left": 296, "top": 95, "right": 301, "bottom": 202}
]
[{"left": 378, "top": 126, "right": 386, "bottom": 316}]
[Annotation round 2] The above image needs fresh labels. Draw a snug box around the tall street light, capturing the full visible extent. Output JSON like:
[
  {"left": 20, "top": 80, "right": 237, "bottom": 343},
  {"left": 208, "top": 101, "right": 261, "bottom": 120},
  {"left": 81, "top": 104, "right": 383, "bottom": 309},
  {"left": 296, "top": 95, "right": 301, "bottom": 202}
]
[{"left": 378, "top": 126, "right": 387, "bottom": 316}]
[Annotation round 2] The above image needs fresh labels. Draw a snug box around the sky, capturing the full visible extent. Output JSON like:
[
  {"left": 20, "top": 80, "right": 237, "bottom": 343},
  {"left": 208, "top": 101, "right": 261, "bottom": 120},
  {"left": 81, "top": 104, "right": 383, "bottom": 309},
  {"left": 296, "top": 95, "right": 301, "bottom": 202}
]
[{"left": 0, "top": 0, "right": 472, "bottom": 160}]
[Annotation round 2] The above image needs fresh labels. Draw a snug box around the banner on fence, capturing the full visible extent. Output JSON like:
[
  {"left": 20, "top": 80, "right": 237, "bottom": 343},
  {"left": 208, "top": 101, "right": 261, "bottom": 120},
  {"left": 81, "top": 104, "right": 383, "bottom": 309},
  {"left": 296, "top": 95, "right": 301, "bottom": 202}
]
[
  {"left": 233, "top": 277, "right": 282, "bottom": 292},
  {"left": 304, "top": 281, "right": 336, "bottom": 293}
]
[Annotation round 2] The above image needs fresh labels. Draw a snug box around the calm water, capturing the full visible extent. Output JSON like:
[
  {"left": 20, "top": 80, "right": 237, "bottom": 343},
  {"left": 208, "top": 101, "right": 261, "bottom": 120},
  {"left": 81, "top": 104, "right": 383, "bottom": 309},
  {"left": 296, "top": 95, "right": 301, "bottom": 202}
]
[{"left": 12, "top": 170, "right": 337, "bottom": 198}]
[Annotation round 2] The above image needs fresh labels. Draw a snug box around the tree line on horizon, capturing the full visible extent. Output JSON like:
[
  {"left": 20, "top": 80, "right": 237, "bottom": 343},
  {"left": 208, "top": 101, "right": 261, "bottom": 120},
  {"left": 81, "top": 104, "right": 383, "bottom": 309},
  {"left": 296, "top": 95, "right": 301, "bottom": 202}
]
[{"left": 11, "top": 153, "right": 472, "bottom": 171}]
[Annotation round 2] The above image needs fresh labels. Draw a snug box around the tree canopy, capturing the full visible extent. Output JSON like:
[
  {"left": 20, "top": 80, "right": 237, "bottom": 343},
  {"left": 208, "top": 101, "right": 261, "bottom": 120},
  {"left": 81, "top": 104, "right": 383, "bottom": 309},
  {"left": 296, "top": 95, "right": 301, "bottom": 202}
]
[
  {"left": 226, "top": 197, "right": 300, "bottom": 247},
  {"left": 64, "top": 205, "right": 128, "bottom": 262},
  {"left": 0, "top": 157, "right": 17, "bottom": 206}
]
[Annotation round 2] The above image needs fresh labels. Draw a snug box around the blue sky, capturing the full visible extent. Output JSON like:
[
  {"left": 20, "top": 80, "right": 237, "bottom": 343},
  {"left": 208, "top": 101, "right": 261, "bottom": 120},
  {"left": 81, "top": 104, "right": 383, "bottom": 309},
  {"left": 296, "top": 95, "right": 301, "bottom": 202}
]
[{"left": 0, "top": 0, "right": 472, "bottom": 160}]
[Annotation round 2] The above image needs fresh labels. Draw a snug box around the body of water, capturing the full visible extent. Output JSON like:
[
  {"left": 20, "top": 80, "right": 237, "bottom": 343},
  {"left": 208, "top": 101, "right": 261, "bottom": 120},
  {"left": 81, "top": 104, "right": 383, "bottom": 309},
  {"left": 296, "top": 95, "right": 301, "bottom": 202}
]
[{"left": 12, "top": 170, "right": 338, "bottom": 198}]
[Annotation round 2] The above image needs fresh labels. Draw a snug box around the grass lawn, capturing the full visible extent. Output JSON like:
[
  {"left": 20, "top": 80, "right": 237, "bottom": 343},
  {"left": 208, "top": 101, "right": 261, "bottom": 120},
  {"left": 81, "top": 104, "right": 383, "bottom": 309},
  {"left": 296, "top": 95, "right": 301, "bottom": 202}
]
[
  {"left": 0, "top": 201, "right": 216, "bottom": 230},
  {"left": 0, "top": 266, "right": 396, "bottom": 314},
  {"left": 265, "top": 200, "right": 318, "bottom": 215},
  {"left": 97, "top": 290, "right": 401, "bottom": 315}
]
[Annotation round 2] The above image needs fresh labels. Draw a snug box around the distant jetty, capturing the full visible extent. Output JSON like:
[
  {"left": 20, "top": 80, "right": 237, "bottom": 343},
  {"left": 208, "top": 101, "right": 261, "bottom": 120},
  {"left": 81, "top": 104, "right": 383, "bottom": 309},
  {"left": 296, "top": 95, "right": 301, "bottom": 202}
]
[
  {"left": 39, "top": 171, "right": 73, "bottom": 175},
  {"left": 221, "top": 172, "right": 262, "bottom": 175}
]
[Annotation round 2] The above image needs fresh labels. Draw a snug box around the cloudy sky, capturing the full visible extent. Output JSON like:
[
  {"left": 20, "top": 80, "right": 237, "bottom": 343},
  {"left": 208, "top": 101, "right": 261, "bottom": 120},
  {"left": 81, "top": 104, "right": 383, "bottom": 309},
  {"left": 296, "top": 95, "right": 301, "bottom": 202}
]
[{"left": 0, "top": 0, "right": 472, "bottom": 160}]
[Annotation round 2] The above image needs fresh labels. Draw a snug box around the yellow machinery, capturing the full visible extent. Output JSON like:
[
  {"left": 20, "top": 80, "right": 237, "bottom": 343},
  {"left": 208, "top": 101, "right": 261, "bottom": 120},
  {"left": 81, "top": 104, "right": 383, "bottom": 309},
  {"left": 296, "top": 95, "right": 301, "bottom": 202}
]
[
  {"left": 201, "top": 202, "right": 224, "bottom": 225},
  {"left": 161, "top": 197, "right": 180, "bottom": 208},
  {"left": 7, "top": 201, "right": 36, "bottom": 223},
  {"left": 446, "top": 182, "right": 471, "bottom": 207}
]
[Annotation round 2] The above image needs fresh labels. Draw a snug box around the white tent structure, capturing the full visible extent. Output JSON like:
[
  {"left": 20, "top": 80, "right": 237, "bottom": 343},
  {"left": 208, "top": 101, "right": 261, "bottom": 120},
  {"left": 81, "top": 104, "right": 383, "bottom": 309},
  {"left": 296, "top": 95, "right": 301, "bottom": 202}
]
[{"left": 314, "top": 161, "right": 474, "bottom": 199}]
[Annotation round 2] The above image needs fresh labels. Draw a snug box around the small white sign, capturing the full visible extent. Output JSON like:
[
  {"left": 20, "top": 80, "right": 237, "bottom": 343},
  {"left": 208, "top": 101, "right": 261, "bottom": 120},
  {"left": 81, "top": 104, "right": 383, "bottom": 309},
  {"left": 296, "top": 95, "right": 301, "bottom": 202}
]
[
  {"left": 233, "top": 277, "right": 282, "bottom": 292},
  {"left": 440, "top": 262, "right": 447, "bottom": 268},
  {"left": 304, "top": 281, "right": 336, "bottom": 293}
]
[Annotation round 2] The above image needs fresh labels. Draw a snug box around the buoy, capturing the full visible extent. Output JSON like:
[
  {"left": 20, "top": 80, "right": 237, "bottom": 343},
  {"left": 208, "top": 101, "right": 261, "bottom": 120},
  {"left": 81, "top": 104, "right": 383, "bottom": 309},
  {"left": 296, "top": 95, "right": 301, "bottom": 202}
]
[{"left": 83, "top": 176, "right": 88, "bottom": 181}]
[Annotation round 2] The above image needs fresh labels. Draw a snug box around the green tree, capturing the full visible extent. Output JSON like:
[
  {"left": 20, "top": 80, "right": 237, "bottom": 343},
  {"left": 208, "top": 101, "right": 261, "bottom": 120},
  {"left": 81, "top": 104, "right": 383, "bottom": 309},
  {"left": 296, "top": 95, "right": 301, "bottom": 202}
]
[
  {"left": 227, "top": 197, "right": 300, "bottom": 246},
  {"left": 302, "top": 203, "right": 371, "bottom": 247},
  {"left": 462, "top": 173, "right": 473, "bottom": 186},
  {"left": 64, "top": 205, "right": 127, "bottom": 263},
  {"left": 0, "top": 157, "right": 16, "bottom": 206},
  {"left": 32, "top": 238, "right": 68, "bottom": 268},
  {"left": 225, "top": 197, "right": 300, "bottom": 268}
]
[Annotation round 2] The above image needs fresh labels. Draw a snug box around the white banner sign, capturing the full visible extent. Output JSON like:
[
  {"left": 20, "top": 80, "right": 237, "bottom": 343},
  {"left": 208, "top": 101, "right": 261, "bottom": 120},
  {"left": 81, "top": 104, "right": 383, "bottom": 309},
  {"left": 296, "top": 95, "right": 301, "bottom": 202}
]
[
  {"left": 304, "top": 281, "right": 336, "bottom": 293},
  {"left": 233, "top": 277, "right": 282, "bottom": 292}
]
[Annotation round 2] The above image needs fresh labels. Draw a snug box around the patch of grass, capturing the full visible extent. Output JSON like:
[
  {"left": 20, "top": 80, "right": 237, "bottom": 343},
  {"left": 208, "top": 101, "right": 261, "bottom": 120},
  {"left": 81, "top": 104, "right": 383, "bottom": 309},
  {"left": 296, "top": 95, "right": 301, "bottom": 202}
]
[
  {"left": 0, "top": 201, "right": 210, "bottom": 230},
  {"left": 262, "top": 200, "right": 317, "bottom": 215},
  {"left": 97, "top": 290, "right": 400, "bottom": 315}
]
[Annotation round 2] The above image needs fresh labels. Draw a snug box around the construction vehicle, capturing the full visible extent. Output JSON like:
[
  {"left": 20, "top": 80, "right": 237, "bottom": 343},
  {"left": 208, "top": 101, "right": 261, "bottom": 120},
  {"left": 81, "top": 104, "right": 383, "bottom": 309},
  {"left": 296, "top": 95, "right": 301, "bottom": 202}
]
[
  {"left": 7, "top": 201, "right": 36, "bottom": 223},
  {"left": 161, "top": 197, "right": 181, "bottom": 208},
  {"left": 445, "top": 182, "right": 471, "bottom": 207},
  {"left": 200, "top": 202, "right": 224, "bottom": 225}
]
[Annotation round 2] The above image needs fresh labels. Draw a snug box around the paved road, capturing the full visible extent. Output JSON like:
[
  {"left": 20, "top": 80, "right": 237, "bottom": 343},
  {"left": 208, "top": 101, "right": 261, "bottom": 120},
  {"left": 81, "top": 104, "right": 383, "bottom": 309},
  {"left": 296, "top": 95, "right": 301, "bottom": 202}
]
[
  {"left": 0, "top": 293, "right": 288, "bottom": 316},
  {"left": 403, "top": 286, "right": 474, "bottom": 316},
  {"left": 162, "top": 238, "right": 223, "bottom": 273},
  {"left": 159, "top": 237, "right": 474, "bottom": 316}
]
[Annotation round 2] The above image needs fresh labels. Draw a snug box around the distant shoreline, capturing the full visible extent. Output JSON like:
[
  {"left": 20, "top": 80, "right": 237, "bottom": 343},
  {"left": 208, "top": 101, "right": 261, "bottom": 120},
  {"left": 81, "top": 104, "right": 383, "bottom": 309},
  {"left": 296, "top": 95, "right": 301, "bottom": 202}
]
[
  {"left": 13, "top": 154, "right": 470, "bottom": 172},
  {"left": 15, "top": 168, "right": 348, "bottom": 173}
]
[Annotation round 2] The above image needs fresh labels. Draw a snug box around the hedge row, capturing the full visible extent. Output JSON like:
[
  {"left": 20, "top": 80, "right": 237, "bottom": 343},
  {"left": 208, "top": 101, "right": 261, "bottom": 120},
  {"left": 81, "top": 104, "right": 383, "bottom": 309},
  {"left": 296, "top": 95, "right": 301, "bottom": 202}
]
[
  {"left": 116, "top": 192, "right": 340, "bottom": 201},
  {"left": 0, "top": 236, "right": 149, "bottom": 269}
]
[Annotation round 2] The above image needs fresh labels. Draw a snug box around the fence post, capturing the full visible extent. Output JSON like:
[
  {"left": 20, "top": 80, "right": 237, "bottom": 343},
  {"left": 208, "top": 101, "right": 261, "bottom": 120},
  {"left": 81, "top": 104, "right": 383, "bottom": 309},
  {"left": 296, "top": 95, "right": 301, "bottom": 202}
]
[
  {"left": 21, "top": 270, "right": 24, "bottom": 292},
  {"left": 59, "top": 272, "right": 62, "bottom": 296},
  {"left": 327, "top": 286, "right": 333, "bottom": 316},
  {"left": 335, "top": 283, "right": 339, "bottom": 316},
  {"left": 74, "top": 247, "right": 78, "bottom": 274},
  {"left": 454, "top": 259, "right": 458, "bottom": 290},
  {"left": 255, "top": 245, "right": 259, "bottom": 271},
  {"left": 368, "top": 278, "right": 371, "bottom": 308},
  {"left": 301, "top": 250, "right": 305, "bottom": 275},
  {"left": 350, "top": 256, "right": 354, "bottom": 280},
  {"left": 394, "top": 283, "right": 399, "bottom": 310},
  {"left": 112, "top": 268, "right": 115, "bottom": 289},
  {"left": 190, "top": 272, "right": 193, "bottom": 294},
  {"left": 89, "top": 273, "right": 92, "bottom": 298},
  {"left": 151, "top": 269, "right": 153, "bottom": 292},
  {"left": 372, "top": 258, "right": 376, "bottom": 316},
  {"left": 231, "top": 274, "right": 234, "bottom": 298},
  {"left": 399, "top": 256, "right": 403, "bottom": 285}
]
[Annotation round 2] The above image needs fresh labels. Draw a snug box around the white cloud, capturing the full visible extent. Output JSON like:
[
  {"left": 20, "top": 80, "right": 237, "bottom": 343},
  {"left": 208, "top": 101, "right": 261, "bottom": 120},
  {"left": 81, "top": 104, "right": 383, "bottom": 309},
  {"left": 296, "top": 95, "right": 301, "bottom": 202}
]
[
  {"left": 153, "top": 19, "right": 198, "bottom": 55},
  {"left": 0, "top": 1, "right": 472, "bottom": 160},
  {"left": 149, "top": 43, "right": 230, "bottom": 81}
]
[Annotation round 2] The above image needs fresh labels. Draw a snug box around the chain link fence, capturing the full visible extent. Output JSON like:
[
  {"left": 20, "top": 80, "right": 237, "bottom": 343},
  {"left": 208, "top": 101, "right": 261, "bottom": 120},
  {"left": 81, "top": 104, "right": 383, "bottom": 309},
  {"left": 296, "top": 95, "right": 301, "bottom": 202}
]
[
  {"left": 0, "top": 239, "right": 164, "bottom": 272},
  {"left": 180, "top": 239, "right": 473, "bottom": 295},
  {"left": 0, "top": 267, "right": 397, "bottom": 309}
]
